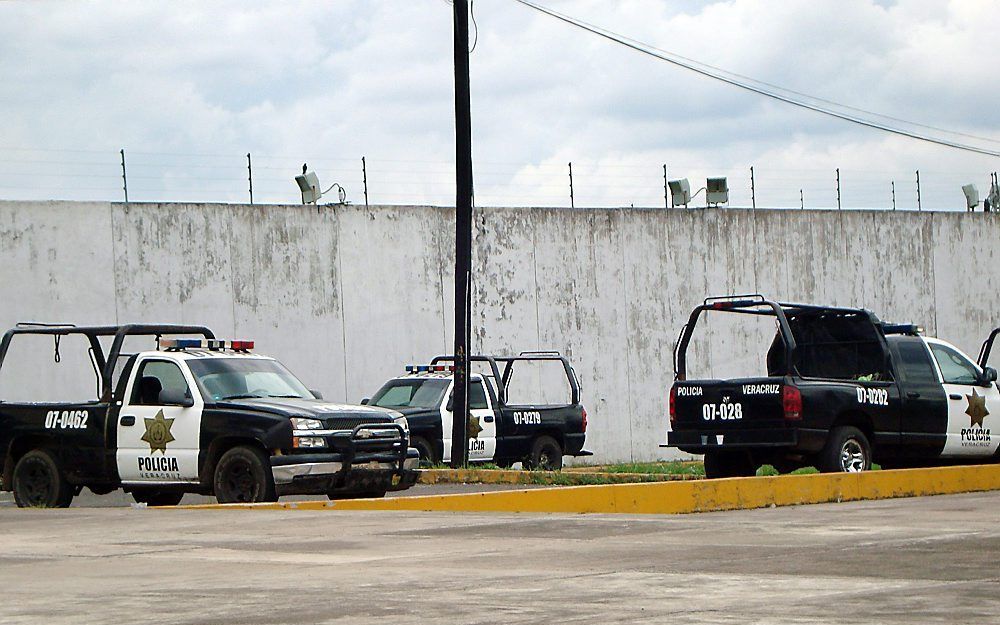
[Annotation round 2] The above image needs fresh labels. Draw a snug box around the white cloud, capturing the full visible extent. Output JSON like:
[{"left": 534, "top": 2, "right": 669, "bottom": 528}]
[{"left": 0, "top": 0, "right": 997, "bottom": 209}]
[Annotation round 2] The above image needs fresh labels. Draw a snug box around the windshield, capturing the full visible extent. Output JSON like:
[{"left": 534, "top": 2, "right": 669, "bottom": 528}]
[
  {"left": 186, "top": 358, "right": 312, "bottom": 401},
  {"left": 370, "top": 378, "right": 449, "bottom": 409}
]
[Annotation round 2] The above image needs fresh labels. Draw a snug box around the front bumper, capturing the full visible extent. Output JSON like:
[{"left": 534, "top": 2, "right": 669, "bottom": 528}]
[
  {"left": 271, "top": 423, "right": 420, "bottom": 495},
  {"left": 271, "top": 451, "right": 420, "bottom": 484}
]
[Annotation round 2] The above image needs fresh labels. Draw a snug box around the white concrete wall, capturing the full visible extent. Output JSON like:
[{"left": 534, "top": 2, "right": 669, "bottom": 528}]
[{"left": 1, "top": 200, "right": 997, "bottom": 463}]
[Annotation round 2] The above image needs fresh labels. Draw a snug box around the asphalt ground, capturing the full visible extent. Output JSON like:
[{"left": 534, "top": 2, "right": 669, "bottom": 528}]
[
  {"left": 0, "top": 491, "right": 997, "bottom": 624},
  {"left": 0, "top": 482, "right": 543, "bottom": 508}
]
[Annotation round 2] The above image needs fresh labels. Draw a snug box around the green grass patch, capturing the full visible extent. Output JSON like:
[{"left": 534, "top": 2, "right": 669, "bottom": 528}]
[{"left": 574, "top": 461, "right": 705, "bottom": 476}]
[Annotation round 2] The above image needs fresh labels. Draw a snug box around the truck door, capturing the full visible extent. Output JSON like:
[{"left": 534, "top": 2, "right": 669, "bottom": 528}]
[
  {"left": 889, "top": 337, "right": 948, "bottom": 456},
  {"left": 467, "top": 378, "right": 497, "bottom": 461},
  {"left": 926, "top": 340, "right": 999, "bottom": 457},
  {"left": 116, "top": 357, "right": 203, "bottom": 483},
  {"left": 442, "top": 377, "right": 498, "bottom": 463}
]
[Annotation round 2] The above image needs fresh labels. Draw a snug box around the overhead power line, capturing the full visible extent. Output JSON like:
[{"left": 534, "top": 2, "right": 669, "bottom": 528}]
[{"left": 512, "top": 0, "right": 1000, "bottom": 158}]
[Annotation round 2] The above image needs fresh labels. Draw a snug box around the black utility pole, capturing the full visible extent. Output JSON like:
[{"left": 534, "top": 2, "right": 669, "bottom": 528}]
[{"left": 451, "top": 0, "right": 473, "bottom": 468}]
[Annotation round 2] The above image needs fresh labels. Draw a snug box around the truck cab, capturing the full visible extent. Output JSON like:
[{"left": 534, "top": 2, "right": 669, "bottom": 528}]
[
  {"left": 0, "top": 324, "right": 418, "bottom": 507},
  {"left": 365, "top": 352, "right": 589, "bottom": 470}
]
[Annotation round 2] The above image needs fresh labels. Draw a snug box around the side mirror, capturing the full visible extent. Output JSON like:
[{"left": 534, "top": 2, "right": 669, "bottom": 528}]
[
  {"left": 446, "top": 395, "right": 454, "bottom": 412},
  {"left": 360, "top": 397, "right": 370, "bottom": 405},
  {"left": 982, "top": 366, "right": 998, "bottom": 385},
  {"left": 159, "top": 388, "right": 194, "bottom": 407},
  {"left": 310, "top": 389, "right": 324, "bottom": 400}
]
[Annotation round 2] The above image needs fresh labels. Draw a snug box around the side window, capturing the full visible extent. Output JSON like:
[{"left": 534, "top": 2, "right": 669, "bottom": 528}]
[
  {"left": 928, "top": 343, "right": 980, "bottom": 386},
  {"left": 469, "top": 381, "right": 489, "bottom": 410},
  {"left": 130, "top": 360, "right": 189, "bottom": 406},
  {"left": 894, "top": 340, "right": 939, "bottom": 384}
]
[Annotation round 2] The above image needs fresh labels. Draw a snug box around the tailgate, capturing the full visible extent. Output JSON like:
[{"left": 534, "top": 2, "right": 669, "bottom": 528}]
[{"left": 672, "top": 378, "right": 786, "bottom": 431}]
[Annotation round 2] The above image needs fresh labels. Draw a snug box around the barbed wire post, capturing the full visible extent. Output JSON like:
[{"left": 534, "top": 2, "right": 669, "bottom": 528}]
[
  {"left": 663, "top": 164, "right": 668, "bottom": 209},
  {"left": 568, "top": 161, "right": 574, "bottom": 208},
  {"left": 247, "top": 153, "right": 254, "bottom": 205},
  {"left": 120, "top": 149, "right": 128, "bottom": 203},
  {"left": 891, "top": 180, "right": 896, "bottom": 210},
  {"left": 750, "top": 166, "right": 756, "bottom": 210},
  {"left": 836, "top": 168, "right": 841, "bottom": 210},
  {"left": 800, "top": 189, "right": 804, "bottom": 210},
  {"left": 916, "top": 170, "right": 922, "bottom": 211}
]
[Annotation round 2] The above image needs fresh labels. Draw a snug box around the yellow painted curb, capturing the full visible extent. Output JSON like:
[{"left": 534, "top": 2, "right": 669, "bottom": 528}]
[{"left": 177, "top": 464, "right": 1000, "bottom": 514}]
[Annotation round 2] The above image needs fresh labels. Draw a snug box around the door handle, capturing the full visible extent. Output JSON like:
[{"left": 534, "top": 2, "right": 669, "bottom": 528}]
[
  {"left": 949, "top": 394, "right": 962, "bottom": 400},
  {"left": 483, "top": 415, "right": 494, "bottom": 423},
  {"left": 906, "top": 392, "right": 920, "bottom": 399},
  {"left": 120, "top": 415, "right": 136, "bottom": 427}
]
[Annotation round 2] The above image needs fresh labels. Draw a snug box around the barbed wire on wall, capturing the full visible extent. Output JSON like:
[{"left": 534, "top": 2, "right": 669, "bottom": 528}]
[{"left": 0, "top": 146, "right": 996, "bottom": 212}]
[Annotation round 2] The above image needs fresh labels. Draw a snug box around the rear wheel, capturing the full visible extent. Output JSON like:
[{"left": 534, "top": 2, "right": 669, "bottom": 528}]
[
  {"left": 12, "top": 449, "right": 74, "bottom": 508},
  {"left": 818, "top": 426, "right": 871, "bottom": 473},
  {"left": 213, "top": 446, "right": 277, "bottom": 504},
  {"left": 524, "top": 435, "right": 563, "bottom": 471},
  {"left": 703, "top": 450, "right": 756, "bottom": 479},
  {"left": 131, "top": 489, "right": 185, "bottom": 507}
]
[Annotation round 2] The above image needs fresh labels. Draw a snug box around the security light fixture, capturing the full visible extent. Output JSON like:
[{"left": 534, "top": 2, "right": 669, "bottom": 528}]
[
  {"left": 706, "top": 177, "right": 729, "bottom": 206},
  {"left": 295, "top": 164, "right": 347, "bottom": 205},
  {"left": 962, "top": 184, "right": 979, "bottom": 212},
  {"left": 296, "top": 171, "right": 322, "bottom": 204},
  {"left": 668, "top": 178, "right": 691, "bottom": 207}
]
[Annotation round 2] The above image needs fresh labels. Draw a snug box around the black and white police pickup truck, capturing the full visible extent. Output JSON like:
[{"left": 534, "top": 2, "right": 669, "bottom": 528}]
[
  {"left": 0, "top": 324, "right": 418, "bottom": 507},
  {"left": 665, "top": 296, "right": 999, "bottom": 478},
  {"left": 364, "top": 352, "right": 590, "bottom": 470}
]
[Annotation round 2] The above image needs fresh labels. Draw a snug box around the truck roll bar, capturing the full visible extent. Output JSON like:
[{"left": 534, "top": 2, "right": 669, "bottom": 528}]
[
  {"left": 0, "top": 323, "right": 216, "bottom": 401},
  {"left": 429, "top": 351, "right": 581, "bottom": 406}
]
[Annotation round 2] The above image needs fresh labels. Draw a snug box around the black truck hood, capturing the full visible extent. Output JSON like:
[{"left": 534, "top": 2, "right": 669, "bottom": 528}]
[
  {"left": 216, "top": 397, "right": 401, "bottom": 421},
  {"left": 394, "top": 406, "right": 440, "bottom": 418}
]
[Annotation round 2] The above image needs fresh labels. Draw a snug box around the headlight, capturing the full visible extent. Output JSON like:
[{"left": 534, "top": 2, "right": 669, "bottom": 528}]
[
  {"left": 293, "top": 436, "right": 327, "bottom": 449},
  {"left": 393, "top": 415, "right": 409, "bottom": 434},
  {"left": 291, "top": 417, "right": 323, "bottom": 430}
]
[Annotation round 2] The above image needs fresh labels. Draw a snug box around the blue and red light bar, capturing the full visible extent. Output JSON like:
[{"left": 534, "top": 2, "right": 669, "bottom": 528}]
[
  {"left": 404, "top": 364, "right": 456, "bottom": 373},
  {"left": 160, "top": 338, "right": 254, "bottom": 352}
]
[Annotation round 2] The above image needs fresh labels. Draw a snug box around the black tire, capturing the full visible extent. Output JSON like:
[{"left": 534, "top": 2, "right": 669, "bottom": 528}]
[
  {"left": 12, "top": 449, "right": 74, "bottom": 508},
  {"left": 213, "top": 446, "right": 277, "bottom": 504},
  {"left": 524, "top": 435, "right": 563, "bottom": 471},
  {"left": 703, "top": 450, "right": 756, "bottom": 479},
  {"left": 131, "top": 489, "right": 185, "bottom": 507},
  {"left": 409, "top": 436, "right": 436, "bottom": 467},
  {"left": 818, "top": 426, "right": 872, "bottom": 473}
]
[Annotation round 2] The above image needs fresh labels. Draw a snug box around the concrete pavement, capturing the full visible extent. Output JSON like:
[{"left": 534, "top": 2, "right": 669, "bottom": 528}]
[{"left": 1, "top": 491, "right": 998, "bottom": 624}]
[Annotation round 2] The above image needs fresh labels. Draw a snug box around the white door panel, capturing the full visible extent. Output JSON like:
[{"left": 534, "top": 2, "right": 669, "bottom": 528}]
[
  {"left": 927, "top": 340, "right": 999, "bottom": 457},
  {"left": 116, "top": 357, "right": 203, "bottom": 483},
  {"left": 442, "top": 378, "right": 497, "bottom": 463},
  {"left": 940, "top": 383, "right": 999, "bottom": 456}
]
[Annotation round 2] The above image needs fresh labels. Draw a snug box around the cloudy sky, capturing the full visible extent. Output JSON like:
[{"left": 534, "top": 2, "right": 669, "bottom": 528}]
[{"left": 1, "top": 0, "right": 998, "bottom": 210}]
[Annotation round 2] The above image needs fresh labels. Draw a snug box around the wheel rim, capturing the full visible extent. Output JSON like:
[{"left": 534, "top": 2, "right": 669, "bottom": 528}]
[
  {"left": 840, "top": 439, "right": 866, "bottom": 472},
  {"left": 538, "top": 445, "right": 558, "bottom": 470},
  {"left": 19, "top": 461, "right": 53, "bottom": 506},
  {"left": 222, "top": 460, "right": 258, "bottom": 502}
]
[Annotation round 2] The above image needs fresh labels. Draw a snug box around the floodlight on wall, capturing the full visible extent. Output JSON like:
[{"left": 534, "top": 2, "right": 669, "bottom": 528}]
[
  {"left": 295, "top": 163, "right": 348, "bottom": 205},
  {"left": 962, "top": 184, "right": 979, "bottom": 212},
  {"left": 296, "top": 171, "right": 322, "bottom": 204},
  {"left": 668, "top": 178, "right": 691, "bottom": 207},
  {"left": 706, "top": 177, "right": 729, "bottom": 206}
]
